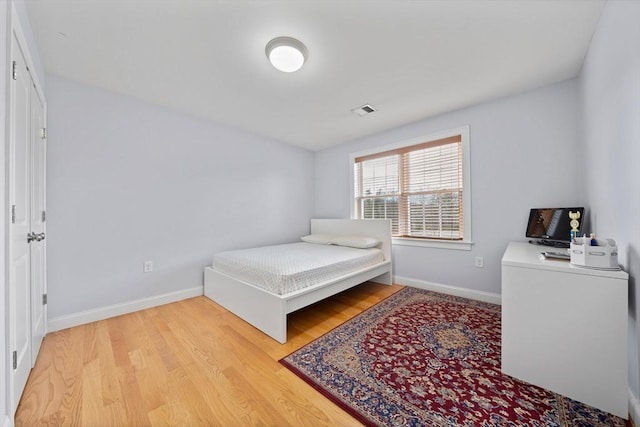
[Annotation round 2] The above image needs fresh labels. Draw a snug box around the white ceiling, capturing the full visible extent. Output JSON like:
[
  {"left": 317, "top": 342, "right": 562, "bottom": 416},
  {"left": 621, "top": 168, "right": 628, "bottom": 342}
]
[{"left": 25, "top": 0, "right": 605, "bottom": 151}]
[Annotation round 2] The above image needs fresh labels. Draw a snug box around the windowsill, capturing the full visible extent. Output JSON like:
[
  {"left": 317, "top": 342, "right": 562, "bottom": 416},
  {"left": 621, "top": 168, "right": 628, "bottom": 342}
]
[{"left": 392, "top": 237, "right": 474, "bottom": 251}]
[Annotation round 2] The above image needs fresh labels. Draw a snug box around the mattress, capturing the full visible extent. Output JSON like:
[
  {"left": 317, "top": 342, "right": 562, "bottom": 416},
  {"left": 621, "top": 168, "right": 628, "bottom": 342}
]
[{"left": 211, "top": 242, "right": 385, "bottom": 295}]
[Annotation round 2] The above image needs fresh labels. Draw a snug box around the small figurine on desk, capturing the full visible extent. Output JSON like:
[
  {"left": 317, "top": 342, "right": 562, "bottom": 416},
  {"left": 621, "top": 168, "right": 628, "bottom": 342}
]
[
  {"left": 568, "top": 210, "right": 581, "bottom": 242},
  {"left": 590, "top": 233, "right": 597, "bottom": 246}
]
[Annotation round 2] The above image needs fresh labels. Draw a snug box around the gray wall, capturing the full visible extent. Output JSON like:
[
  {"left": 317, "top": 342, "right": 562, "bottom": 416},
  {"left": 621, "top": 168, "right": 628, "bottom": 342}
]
[
  {"left": 315, "top": 79, "right": 582, "bottom": 295},
  {"left": 579, "top": 0, "right": 640, "bottom": 413},
  {"left": 46, "top": 75, "right": 315, "bottom": 318}
]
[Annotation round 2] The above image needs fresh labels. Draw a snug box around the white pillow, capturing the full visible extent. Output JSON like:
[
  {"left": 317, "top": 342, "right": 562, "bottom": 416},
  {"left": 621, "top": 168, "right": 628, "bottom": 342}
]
[
  {"left": 332, "top": 235, "right": 380, "bottom": 249},
  {"left": 301, "top": 234, "right": 336, "bottom": 245}
]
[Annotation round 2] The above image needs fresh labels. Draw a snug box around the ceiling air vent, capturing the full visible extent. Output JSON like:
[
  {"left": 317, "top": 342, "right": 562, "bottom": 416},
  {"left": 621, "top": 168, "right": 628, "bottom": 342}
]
[{"left": 351, "top": 104, "right": 377, "bottom": 116}]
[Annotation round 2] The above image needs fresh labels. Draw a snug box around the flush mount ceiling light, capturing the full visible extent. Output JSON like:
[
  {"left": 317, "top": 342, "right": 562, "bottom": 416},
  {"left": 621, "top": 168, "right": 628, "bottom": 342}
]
[{"left": 265, "top": 36, "right": 308, "bottom": 73}]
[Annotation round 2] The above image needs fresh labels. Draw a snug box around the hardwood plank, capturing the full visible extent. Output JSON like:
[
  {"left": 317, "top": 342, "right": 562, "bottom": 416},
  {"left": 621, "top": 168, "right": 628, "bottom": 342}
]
[
  {"left": 273, "top": 368, "right": 363, "bottom": 427},
  {"left": 80, "top": 358, "right": 103, "bottom": 424},
  {"left": 94, "top": 321, "right": 121, "bottom": 408},
  {"left": 15, "top": 326, "right": 86, "bottom": 426},
  {"left": 15, "top": 282, "right": 403, "bottom": 426},
  {"left": 117, "top": 365, "right": 152, "bottom": 426},
  {"left": 152, "top": 306, "right": 237, "bottom": 424}
]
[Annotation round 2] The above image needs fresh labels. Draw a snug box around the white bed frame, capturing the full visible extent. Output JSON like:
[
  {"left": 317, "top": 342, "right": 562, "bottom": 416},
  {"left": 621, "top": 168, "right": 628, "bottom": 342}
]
[{"left": 203, "top": 219, "right": 392, "bottom": 343}]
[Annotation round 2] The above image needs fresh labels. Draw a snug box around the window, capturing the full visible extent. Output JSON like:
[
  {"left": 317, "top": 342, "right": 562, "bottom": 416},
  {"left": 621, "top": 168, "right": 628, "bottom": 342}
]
[{"left": 352, "top": 127, "right": 471, "bottom": 249}]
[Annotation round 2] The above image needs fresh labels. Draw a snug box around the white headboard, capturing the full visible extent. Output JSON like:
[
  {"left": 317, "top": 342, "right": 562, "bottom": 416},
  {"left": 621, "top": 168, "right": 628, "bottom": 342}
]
[{"left": 310, "top": 219, "right": 392, "bottom": 263}]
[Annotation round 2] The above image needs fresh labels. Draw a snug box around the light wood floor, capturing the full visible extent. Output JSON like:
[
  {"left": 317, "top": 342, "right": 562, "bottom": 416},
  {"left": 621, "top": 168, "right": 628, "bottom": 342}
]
[{"left": 15, "top": 282, "right": 404, "bottom": 426}]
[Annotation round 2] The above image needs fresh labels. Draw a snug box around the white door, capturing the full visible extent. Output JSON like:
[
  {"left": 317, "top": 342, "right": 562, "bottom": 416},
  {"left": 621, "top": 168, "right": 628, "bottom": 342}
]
[
  {"left": 9, "top": 36, "right": 32, "bottom": 414},
  {"left": 30, "top": 82, "right": 46, "bottom": 363}
]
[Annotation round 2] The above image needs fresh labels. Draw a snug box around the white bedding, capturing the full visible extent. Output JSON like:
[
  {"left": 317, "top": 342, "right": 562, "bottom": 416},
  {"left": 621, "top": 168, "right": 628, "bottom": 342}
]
[{"left": 211, "top": 242, "right": 384, "bottom": 295}]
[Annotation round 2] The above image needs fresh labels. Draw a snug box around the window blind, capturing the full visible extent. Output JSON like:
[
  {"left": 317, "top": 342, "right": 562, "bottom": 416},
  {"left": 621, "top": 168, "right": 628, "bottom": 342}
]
[{"left": 354, "top": 135, "right": 463, "bottom": 240}]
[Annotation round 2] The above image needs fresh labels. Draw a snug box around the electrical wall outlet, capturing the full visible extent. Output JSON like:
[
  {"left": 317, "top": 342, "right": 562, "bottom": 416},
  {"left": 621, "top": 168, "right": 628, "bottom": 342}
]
[
  {"left": 143, "top": 261, "right": 153, "bottom": 273},
  {"left": 475, "top": 257, "right": 484, "bottom": 268}
]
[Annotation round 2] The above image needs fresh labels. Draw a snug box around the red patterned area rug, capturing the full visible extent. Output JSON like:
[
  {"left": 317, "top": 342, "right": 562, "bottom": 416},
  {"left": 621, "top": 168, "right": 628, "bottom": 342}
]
[{"left": 280, "top": 287, "right": 628, "bottom": 427}]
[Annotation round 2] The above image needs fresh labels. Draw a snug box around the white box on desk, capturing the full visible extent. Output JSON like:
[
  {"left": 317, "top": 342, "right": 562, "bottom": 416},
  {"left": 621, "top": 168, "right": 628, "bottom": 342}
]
[{"left": 570, "top": 237, "right": 619, "bottom": 269}]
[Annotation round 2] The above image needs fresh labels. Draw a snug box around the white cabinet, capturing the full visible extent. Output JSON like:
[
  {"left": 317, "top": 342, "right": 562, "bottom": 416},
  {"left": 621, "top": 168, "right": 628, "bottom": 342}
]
[{"left": 501, "top": 242, "right": 628, "bottom": 418}]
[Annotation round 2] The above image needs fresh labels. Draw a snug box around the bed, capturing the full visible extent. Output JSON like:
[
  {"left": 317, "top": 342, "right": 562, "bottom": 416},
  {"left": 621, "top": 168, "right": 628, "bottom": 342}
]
[{"left": 203, "top": 219, "right": 392, "bottom": 343}]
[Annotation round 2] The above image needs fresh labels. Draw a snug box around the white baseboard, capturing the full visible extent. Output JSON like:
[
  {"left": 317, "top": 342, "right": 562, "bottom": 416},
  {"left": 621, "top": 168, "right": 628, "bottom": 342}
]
[
  {"left": 48, "top": 286, "right": 204, "bottom": 332},
  {"left": 629, "top": 388, "right": 639, "bottom": 424},
  {"left": 394, "top": 275, "right": 501, "bottom": 305}
]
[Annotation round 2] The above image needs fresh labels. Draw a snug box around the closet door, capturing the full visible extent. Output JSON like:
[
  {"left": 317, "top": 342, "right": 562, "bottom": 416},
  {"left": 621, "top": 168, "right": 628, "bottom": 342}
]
[
  {"left": 8, "top": 20, "right": 48, "bottom": 414},
  {"left": 8, "top": 36, "right": 32, "bottom": 414},
  {"left": 30, "top": 83, "right": 46, "bottom": 362}
]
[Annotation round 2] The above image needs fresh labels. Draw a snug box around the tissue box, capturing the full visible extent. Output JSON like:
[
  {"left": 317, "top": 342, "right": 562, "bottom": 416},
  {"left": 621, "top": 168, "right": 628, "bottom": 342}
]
[{"left": 570, "top": 237, "right": 619, "bottom": 269}]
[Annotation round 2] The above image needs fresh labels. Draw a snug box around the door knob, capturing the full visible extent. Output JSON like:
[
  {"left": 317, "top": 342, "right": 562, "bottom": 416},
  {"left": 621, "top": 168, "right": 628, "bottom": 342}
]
[{"left": 27, "top": 232, "right": 45, "bottom": 243}]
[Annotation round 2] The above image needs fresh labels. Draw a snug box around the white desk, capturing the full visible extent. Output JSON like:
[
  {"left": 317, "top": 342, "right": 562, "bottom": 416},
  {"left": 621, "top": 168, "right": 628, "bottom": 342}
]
[{"left": 501, "top": 241, "right": 628, "bottom": 418}]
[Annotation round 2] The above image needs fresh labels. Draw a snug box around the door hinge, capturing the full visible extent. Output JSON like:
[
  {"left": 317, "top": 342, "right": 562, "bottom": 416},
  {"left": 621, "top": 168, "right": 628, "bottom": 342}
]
[
  {"left": 42, "top": 210, "right": 46, "bottom": 222},
  {"left": 12, "top": 61, "right": 17, "bottom": 80},
  {"left": 12, "top": 351, "right": 17, "bottom": 370},
  {"left": 11, "top": 205, "right": 16, "bottom": 223},
  {"left": 43, "top": 294, "right": 47, "bottom": 305},
  {"left": 41, "top": 127, "right": 47, "bottom": 139}
]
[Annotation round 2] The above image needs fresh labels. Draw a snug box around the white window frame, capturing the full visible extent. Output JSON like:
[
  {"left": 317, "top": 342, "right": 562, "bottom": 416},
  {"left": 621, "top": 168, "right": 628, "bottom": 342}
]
[{"left": 350, "top": 125, "right": 472, "bottom": 251}]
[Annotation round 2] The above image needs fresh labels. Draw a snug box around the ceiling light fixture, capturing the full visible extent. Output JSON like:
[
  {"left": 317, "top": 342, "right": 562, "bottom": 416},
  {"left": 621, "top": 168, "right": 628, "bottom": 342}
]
[{"left": 265, "top": 36, "right": 308, "bottom": 73}]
